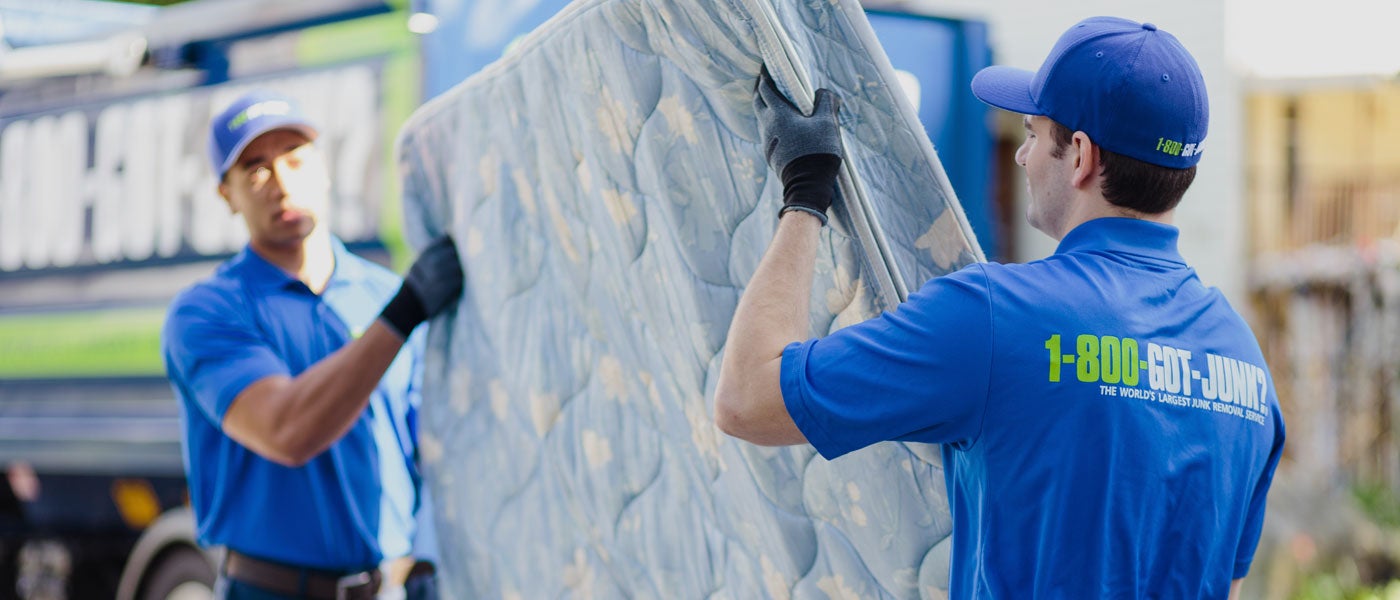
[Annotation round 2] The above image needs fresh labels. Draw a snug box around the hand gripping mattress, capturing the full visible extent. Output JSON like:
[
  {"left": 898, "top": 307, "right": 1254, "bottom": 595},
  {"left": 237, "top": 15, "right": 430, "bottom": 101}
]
[{"left": 395, "top": 0, "right": 984, "bottom": 597}]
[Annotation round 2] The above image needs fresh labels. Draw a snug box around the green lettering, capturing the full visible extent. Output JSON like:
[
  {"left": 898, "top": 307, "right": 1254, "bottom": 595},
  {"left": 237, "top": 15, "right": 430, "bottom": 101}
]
[
  {"left": 1076, "top": 334, "right": 1099, "bottom": 383},
  {"left": 1121, "top": 338, "right": 1141, "bottom": 386},
  {"left": 229, "top": 110, "right": 250, "bottom": 131},
  {"left": 1100, "top": 335, "right": 1121, "bottom": 384},
  {"left": 1156, "top": 138, "right": 1186, "bottom": 156}
]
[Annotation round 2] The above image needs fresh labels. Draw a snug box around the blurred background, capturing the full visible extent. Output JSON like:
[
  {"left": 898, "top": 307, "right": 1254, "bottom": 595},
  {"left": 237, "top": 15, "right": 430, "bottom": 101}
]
[{"left": 0, "top": 0, "right": 1395, "bottom": 598}]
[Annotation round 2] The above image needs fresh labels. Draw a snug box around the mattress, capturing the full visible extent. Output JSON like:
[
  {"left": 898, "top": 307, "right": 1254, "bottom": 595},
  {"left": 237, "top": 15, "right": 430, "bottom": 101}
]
[{"left": 395, "top": 0, "right": 983, "bottom": 597}]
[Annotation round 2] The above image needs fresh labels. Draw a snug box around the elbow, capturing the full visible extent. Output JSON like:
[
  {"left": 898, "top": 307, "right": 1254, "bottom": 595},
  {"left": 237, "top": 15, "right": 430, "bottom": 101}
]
[
  {"left": 714, "top": 352, "right": 758, "bottom": 440},
  {"left": 714, "top": 355, "right": 791, "bottom": 445},
  {"left": 246, "top": 411, "right": 320, "bottom": 466},
  {"left": 713, "top": 379, "right": 759, "bottom": 443},
  {"left": 272, "top": 452, "right": 315, "bottom": 468},
  {"left": 221, "top": 379, "right": 327, "bottom": 467},
  {"left": 713, "top": 388, "right": 743, "bottom": 439},
  {"left": 263, "top": 430, "right": 319, "bottom": 467},
  {"left": 232, "top": 421, "right": 318, "bottom": 467},
  {"left": 252, "top": 442, "right": 313, "bottom": 468},
  {"left": 224, "top": 419, "right": 315, "bottom": 467},
  {"left": 266, "top": 453, "right": 310, "bottom": 468}
]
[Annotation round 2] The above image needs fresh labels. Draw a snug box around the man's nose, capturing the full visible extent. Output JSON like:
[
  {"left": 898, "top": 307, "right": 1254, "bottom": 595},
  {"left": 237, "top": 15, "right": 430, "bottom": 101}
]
[
  {"left": 266, "top": 161, "right": 294, "bottom": 196},
  {"left": 1014, "top": 141, "right": 1029, "bottom": 167}
]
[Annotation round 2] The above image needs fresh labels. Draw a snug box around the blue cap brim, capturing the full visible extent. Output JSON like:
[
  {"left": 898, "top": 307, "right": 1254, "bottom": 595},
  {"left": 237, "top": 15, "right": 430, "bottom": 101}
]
[
  {"left": 971, "top": 66, "right": 1040, "bottom": 115},
  {"left": 217, "top": 117, "right": 319, "bottom": 176}
]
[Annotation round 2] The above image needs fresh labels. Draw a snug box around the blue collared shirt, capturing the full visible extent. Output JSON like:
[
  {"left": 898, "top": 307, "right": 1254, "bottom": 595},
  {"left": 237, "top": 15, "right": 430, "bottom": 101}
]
[
  {"left": 781, "top": 218, "right": 1285, "bottom": 598},
  {"left": 162, "top": 238, "right": 421, "bottom": 570}
]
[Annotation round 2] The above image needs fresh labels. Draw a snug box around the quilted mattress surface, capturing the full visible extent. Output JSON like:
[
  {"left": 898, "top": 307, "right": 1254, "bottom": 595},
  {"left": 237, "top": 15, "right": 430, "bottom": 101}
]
[{"left": 395, "top": 0, "right": 983, "bottom": 597}]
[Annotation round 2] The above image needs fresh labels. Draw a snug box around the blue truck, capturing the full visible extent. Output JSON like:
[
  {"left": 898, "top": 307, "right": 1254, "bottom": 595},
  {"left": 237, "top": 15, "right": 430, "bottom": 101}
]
[{"left": 0, "top": 1, "right": 416, "bottom": 597}]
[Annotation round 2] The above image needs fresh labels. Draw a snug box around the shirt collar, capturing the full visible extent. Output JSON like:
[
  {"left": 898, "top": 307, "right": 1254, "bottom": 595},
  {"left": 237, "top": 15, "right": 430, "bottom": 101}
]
[
  {"left": 1053, "top": 217, "right": 1186, "bottom": 266},
  {"left": 228, "top": 236, "right": 363, "bottom": 293},
  {"left": 324, "top": 238, "right": 369, "bottom": 292}
]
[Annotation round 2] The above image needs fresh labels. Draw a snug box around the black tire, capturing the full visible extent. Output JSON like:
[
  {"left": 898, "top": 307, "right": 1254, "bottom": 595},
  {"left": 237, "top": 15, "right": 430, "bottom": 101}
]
[{"left": 138, "top": 546, "right": 215, "bottom": 600}]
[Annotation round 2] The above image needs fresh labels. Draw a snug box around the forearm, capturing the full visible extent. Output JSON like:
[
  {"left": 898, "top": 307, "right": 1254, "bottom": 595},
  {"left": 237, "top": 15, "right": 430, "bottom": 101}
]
[
  {"left": 730, "top": 211, "right": 821, "bottom": 363},
  {"left": 223, "top": 320, "right": 406, "bottom": 465},
  {"left": 717, "top": 72, "right": 841, "bottom": 444},
  {"left": 715, "top": 211, "right": 822, "bottom": 444}
]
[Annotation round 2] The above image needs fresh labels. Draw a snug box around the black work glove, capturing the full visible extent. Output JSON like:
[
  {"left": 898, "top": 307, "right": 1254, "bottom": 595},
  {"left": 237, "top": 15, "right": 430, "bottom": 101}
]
[
  {"left": 753, "top": 67, "right": 844, "bottom": 225},
  {"left": 380, "top": 236, "right": 465, "bottom": 339}
]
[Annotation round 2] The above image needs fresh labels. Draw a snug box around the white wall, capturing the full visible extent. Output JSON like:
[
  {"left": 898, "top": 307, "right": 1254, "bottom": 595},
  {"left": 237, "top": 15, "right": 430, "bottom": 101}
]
[{"left": 867, "top": 0, "right": 1247, "bottom": 307}]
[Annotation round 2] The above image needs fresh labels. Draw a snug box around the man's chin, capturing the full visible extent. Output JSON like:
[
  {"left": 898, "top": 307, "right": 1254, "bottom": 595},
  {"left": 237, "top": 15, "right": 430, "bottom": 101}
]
[{"left": 261, "top": 221, "right": 317, "bottom": 248}]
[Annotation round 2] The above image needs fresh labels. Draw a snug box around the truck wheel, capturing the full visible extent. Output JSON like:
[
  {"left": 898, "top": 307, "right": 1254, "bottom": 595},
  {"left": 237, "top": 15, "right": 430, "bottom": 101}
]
[{"left": 139, "top": 546, "right": 215, "bottom": 600}]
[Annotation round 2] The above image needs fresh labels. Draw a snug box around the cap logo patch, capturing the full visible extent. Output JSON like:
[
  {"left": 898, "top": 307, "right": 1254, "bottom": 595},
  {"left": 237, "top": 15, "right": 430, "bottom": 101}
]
[
  {"left": 1156, "top": 137, "right": 1204, "bottom": 158},
  {"left": 227, "top": 100, "right": 292, "bottom": 131}
]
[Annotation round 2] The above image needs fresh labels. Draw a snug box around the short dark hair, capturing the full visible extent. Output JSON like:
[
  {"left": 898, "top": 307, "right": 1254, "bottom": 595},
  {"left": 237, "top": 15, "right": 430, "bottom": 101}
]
[{"left": 1047, "top": 120, "right": 1196, "bottom": 214}]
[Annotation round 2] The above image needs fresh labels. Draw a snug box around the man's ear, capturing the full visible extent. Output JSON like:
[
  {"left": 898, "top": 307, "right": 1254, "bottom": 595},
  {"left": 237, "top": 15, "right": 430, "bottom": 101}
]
[
  {"left": 217, "top": 181, "right": 238, "bottom": 214},
  {"left": 1070, "top": 131, "right": 1100, "bottom": 189}
]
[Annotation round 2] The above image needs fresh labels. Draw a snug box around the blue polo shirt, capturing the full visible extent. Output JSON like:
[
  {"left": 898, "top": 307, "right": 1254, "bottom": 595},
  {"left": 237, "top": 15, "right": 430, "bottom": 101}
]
[
  {"left": 782, "top": 218, "right": 1285, "bottom": 598},
  {"left": 162, "top": 238, "right": 422, "bottom": 571}
]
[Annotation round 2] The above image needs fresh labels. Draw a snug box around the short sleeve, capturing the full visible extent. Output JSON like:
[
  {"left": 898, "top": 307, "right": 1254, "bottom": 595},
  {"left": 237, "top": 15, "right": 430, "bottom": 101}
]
[
  {"left": 781, "top": 264, "right": 995, "bottom": 460},
  {"left": 162, "top": 286, "right": 291, "bottom": 424},
  {"left": 1233, "top": 406, "right": 1286, "bottom": 578}
]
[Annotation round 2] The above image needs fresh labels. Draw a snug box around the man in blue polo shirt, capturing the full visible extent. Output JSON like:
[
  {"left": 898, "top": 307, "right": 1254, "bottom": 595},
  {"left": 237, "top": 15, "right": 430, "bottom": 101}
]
[
  {"left": 716, "top": 17, "right": 1285, "bottom": 598},
  {"left": 162, "top": 91, "right": 463, "bottom": 600}
]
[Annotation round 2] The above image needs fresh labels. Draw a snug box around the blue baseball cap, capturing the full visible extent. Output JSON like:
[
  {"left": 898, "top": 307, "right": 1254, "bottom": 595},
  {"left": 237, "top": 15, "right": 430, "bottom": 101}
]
[
  {"left": 207, "top": 90, "right": 319, "bottom": 177},
  {"left": 971, "top": 16, "right": 1208, "bottom": 169}
]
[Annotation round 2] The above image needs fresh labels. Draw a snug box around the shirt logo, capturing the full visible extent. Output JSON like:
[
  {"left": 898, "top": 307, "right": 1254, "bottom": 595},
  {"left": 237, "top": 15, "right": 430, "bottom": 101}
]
[{"left": 1044, "top": 333, "right": 1270, "bottom": 425}]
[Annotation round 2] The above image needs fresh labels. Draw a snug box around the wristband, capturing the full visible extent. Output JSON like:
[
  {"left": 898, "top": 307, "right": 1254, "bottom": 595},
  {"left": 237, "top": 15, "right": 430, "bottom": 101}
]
[
  {"left": 379, "top": 285, "right": 428, "bottom": 339},
  {"left": 778, "top": 205, "right": 829, "bottom": 226},
  {"left": 777, "top": 154, "right": 841, "bottom": 226}
]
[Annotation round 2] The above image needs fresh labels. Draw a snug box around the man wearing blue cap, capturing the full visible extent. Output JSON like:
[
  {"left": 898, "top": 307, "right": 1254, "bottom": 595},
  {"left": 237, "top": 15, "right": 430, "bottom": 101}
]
[
  {"left": 162, "top": 91, "right": 463, "bottom": 599},
  {"left": 717, "top": 17, "right": 1285, "bottom": 598}
]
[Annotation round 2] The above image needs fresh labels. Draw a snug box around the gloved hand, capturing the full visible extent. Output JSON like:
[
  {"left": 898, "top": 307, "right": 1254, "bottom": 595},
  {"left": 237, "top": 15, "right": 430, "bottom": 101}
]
[
  {"left": 379, "top": 235, "right": 465, "bottom": 339},
  {"left": 753, "top": 67, "right": 844, "bottom": 225}
]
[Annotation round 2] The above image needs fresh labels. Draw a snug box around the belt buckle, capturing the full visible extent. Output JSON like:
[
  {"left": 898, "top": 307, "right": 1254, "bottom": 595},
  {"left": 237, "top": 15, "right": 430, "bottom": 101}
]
[{"left": 335, "top": 571, "right": 372, "bottom": 600}]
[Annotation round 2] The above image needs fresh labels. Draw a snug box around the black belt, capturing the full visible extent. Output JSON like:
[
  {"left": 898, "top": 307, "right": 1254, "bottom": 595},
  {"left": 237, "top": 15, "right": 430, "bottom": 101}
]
[{"left": 224, "top": 550, "right": 381, "bottom": 600}]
